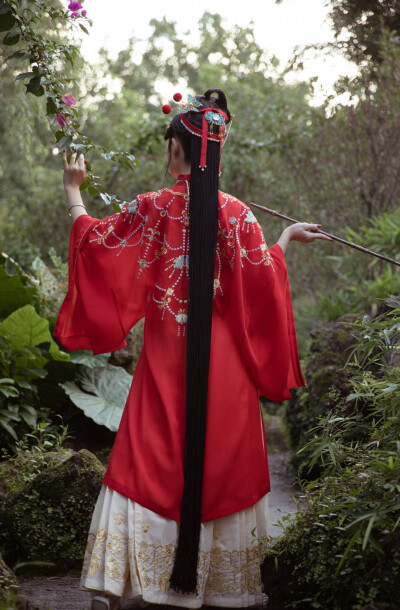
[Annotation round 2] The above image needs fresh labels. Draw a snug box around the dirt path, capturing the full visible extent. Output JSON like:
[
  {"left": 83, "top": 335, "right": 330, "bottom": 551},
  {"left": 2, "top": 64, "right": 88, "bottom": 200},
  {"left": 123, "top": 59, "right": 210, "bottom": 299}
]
[{"left": 16, "top": 453, "right": 298, "bottom": 610}]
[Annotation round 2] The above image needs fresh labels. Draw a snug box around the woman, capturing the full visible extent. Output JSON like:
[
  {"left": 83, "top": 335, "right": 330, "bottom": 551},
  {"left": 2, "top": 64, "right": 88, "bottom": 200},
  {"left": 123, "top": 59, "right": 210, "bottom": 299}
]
[{"left": 55, "top": 89, "right": 331, "bottom": 610}]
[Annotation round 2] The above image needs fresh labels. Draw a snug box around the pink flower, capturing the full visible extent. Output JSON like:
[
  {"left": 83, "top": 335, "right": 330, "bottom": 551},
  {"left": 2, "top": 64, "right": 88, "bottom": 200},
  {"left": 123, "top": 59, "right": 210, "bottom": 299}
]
[
  {"left": 56, "top": 113, "right": 70, "bottom": 127},
  {"left": 70, "top": 11, "right": 78, "bottom": 18},
  {"left": 68, "top": 2, "right": 83, "bottom": 10},
  {"left": 62, "top": 94, "right": 76, "bottom": 108},
  {"left": 81, "top": 9, "right": 87, "bottom": 16}
]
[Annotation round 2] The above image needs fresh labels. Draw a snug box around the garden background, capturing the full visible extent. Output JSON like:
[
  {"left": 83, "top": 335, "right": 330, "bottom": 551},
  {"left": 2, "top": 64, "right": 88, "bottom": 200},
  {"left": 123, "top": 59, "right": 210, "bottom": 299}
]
[{"left": 0, "top": 0, "right": 400, "bottom": 608}]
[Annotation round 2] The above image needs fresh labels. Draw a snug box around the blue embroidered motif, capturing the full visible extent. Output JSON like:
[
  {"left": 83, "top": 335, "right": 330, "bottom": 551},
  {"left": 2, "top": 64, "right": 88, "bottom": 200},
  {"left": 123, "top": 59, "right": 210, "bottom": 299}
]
[
  {"left": 244, "top": 211, "right": 257, "bottom": 224},
  {"left": 175, "top": 311, "right": 188, "bottom": 324},
  {"left": 173, "top": 255, "right": 189, "bottom": 269},
  {"left": 127, "top": 199, "right": 137, "bottom": 214}
]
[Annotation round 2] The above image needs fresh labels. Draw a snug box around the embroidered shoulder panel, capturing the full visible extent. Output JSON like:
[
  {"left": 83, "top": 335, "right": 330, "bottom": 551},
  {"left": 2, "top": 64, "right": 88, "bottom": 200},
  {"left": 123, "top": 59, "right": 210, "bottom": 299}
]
[
  {"left": 217, "top": 192, "right": 274, "bottom": 271},
  {"left": 87, "top": 185, "right": 273, "bottom": 335}
]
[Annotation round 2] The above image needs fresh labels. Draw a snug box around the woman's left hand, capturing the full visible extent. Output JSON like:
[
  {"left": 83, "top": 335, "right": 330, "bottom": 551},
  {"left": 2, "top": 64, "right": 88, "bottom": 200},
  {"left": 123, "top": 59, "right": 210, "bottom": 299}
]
[
  {"left": 277, "top": 222, "right": 333, "bottom": 254},
  {"left": 63, "top": 150, "right": 88, "bottom": 191},
  {"left": 286, "top": 223, "right": 333, "bottom": 244}
]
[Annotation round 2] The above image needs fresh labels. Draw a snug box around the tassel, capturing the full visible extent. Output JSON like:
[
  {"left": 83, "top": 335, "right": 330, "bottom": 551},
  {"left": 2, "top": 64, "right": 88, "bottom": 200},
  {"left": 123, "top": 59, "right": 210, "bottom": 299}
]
[{"left": 200, "top": 112, "right": 209, "bottom": 170}]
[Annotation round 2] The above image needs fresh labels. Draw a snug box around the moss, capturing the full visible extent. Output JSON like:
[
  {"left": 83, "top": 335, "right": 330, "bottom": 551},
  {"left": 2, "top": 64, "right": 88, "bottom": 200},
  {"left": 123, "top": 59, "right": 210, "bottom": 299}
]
[
  {"left": 2, "top": 449, "right": 105, "bottom": 568},
  {"left": 0, "top": 448, "right": 73, "bottom": 498}
]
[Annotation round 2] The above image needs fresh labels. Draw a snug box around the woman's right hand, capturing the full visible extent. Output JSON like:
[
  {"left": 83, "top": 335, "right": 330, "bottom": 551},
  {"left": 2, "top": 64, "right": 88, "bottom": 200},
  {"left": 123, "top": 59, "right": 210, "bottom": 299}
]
[{"left": 63, "top": 150, "right": 88, "bottom": 192}]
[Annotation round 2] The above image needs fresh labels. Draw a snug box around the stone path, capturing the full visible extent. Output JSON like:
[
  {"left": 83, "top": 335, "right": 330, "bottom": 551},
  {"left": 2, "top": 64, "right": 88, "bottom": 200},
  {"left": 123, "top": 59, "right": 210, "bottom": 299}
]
[{"left": 16, "top": 453, "right": 299, "bottom": 610}]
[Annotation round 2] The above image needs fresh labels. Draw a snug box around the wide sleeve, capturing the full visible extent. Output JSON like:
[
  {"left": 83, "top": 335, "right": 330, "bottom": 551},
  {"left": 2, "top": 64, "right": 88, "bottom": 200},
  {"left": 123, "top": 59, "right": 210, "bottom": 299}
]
[
  {"left": 229, "top": 214, "right": 305, "bottom": 402},
  {"left": 54, "top": 196, "right": 150, "bottom": 354}
]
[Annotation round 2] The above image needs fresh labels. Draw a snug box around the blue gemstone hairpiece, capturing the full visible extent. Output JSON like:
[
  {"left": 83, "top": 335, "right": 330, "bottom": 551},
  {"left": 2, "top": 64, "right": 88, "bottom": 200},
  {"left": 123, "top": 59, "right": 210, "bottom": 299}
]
[
  {"left": 205, "top": 110, "right": 226, "bottom": 125},
  {"left": 180, "top": 94, "right": 203, "bottom": 113}
]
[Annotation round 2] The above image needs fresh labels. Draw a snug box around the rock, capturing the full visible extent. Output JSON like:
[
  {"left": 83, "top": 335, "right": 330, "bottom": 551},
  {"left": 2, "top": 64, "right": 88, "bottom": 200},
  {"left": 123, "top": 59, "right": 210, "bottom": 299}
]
[
  {"left": 0, "top": 557, "right": 18, "bottom": 604},
  {"left": 2, "top": 449, "right": 105, "bottom": 568},
  {"left": 0, "top": 448, "right": 73, "bottom": 500}
]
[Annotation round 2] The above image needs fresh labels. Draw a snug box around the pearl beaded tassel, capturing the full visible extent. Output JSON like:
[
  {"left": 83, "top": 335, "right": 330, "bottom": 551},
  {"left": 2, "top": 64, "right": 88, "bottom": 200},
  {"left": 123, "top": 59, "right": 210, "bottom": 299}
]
[{"left": 179, "top": 118, "right": 218, "bottom": 142}]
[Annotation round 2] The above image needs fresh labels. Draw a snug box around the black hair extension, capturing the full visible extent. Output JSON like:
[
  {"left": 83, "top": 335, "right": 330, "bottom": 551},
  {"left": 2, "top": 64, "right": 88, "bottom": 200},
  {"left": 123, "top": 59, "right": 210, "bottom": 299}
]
[{"left": 165, "top": 89, "right": 231, "bottom": 594}]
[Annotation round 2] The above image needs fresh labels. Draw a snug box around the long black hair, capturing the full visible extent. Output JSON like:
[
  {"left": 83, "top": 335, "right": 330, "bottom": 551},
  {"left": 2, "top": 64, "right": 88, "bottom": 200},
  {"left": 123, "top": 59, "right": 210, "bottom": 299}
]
[{"left": 164, "top": 89, "right": 231, "bottom": 594}]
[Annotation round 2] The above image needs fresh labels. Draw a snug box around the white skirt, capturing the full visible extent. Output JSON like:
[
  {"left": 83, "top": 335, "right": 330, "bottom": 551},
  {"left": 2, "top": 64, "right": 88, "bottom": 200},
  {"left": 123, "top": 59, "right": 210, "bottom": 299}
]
[{"left": 81, "top": 485, "right": 271, "bottom": 608}]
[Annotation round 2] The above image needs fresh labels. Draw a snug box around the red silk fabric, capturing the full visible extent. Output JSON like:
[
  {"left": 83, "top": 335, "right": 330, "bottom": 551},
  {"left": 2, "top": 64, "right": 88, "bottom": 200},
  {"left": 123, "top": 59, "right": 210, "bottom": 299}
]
[{"left": 54, "top": 177, "right": 305, "bottom": 522}]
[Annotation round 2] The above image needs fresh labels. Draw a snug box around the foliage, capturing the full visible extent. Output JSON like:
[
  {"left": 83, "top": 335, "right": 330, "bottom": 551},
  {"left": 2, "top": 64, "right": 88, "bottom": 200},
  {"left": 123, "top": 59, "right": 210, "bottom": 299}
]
[
  {"left": 0, "top": 0, "right": 144, "bottom": 210},
  {"left": 0, "top": 252, "right": 36, "bottom": 318},
  {"left": 263, "top": 308, "right": 400, "bottom": 609},
  {"left": 0, "top": 250, "right": 73, "bottom": 446},
  {"left": 328, "top": 0, "right": 400, "bottom": 65},
  {"left": 0, "top": 303, "right": 71, "bottom": 444},
  {"left": 60, "top": 363, "right": 132, "bottom": 431},
  {"left": 0, "top": 421, "right": 73, "bottom": 492},
  {"left": 286, "top": 313, "right": 359, "bottom": 479},
  {"left": 314, "top": 209, "right": 400, "bottom": 322},
  {"left": 0, "top": 245, "right": 141, "bottom": 442}
]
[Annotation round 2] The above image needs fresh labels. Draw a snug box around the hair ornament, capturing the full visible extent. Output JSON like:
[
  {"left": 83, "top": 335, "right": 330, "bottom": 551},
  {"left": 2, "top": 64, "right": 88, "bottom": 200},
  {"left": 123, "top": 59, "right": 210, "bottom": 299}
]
[
  {"left": 204, "top": 110, "right": 225, "bottom": 126},
  {"left": 180, "top": 94, "right": 203, "bottom": 113},
  {"left": 164, "top": 90, "right": 230, "bottom": 172}
]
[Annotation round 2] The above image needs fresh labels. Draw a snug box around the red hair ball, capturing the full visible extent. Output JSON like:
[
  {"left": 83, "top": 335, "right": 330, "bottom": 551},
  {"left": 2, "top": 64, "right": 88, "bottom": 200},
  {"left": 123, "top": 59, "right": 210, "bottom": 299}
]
[
  {"left": 162, "top": 104, "right": 172, "bottom": 114},
  {"left": 173, "top": 92, "right": 182, "bottom": 102}
]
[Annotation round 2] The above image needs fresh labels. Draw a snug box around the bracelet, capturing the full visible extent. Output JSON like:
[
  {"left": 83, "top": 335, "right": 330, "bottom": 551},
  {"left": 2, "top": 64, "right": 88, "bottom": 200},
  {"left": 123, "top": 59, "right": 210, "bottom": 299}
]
[{"left": 68, "top": 204, "right": 87, "bottom": 217}]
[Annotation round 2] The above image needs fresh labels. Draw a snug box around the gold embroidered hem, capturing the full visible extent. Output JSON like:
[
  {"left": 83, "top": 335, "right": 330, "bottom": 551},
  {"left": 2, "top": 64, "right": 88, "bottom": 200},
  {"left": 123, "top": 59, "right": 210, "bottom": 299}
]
[{"left": 81, "top": 485, "right": 271, "bottom": 608}]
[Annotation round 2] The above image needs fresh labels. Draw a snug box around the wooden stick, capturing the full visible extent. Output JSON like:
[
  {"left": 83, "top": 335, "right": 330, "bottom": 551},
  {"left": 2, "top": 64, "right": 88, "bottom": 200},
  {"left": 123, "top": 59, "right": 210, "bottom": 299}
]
[{"left": 248, "top": 201, "right": 400, "bottom": 267}]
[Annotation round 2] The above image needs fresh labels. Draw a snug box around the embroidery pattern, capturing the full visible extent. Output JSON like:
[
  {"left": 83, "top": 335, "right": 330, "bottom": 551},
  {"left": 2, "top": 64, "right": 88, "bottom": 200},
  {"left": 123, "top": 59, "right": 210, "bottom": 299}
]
[
  {"left": 82, "top": 522, "right": 265, "bottom": 598},
  {"left": 88, "top": 184, "right": 273, "bottom": 334}
]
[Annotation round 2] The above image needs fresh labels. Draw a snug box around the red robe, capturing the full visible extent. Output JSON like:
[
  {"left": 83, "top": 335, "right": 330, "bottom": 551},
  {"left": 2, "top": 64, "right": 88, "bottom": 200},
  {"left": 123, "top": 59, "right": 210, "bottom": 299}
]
[{"left": 54, "top": 175, "right": 305, "bottom": 523}]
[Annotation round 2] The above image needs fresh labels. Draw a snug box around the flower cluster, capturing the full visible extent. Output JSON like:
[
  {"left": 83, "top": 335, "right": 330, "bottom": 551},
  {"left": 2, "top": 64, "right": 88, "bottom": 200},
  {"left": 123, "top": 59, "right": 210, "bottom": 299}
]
[
  {"left": 68, "top": 1, "right": 87, "bottom": 19},
  {"left": 56, "top": 94, "right": 77, "bottom": 128}
]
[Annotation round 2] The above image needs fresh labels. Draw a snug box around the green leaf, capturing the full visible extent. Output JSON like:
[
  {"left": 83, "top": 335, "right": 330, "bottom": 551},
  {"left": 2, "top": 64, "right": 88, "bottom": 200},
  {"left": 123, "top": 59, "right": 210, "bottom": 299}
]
[
  {"left": 46, "top": 97, "right": 57, "bottom": 115},
  {"left": 15, "top": 378, "right": 33, "bottom": 390},
  {"left": 6, "top": 50, "right": 30, "bottom": 61},
  {"left": 55, "top": 130, "right": 65, "bottom": 142},
  {"left": 0, "top": 305, "right": 69, "bottom": 366},
  {"left": 19, "top": 405, "right": 38, "bottom": 428},
  {"left": 79, "top": 23, "right": 89, "bottom": 35},
  {"left": 0, "top": 420, "right": 17, "bottom": 440},
  {"left": 60, "top": 364, "right": 131, "bottom": 431},
  {"left": 15, "top": 72, "right": 35, "bottom": 81},
  {"left": 2, "top": 29, "right": 19, "bottom": 45},
  {"left": 0, "top": 254, "right": 36, "bottom": 318},
  {"left": 79, "top": 178, "right": 90, "bottom": 192},
  {"left": 0, "top": 384, "right": 19, "bottom": 398},
  {"left": 336, "top": 527, "right": 361, "bottom": 573},
  {"left": 0, "top": 2, "right": 12, "bottom": 15},
  {"left": 56, "top": 135, "right": 73, "bottom": 150},
  {"left": 69, "top": 350, "right": 111, "bottom": 368},
  {"left": 362, "top": 515, "right": 376, "bottom": 551},
  {"left": 0, "top": 410, "right": 20, "bottom": 422},
  {"left": 25, "top": 76, "right": 42, "bottom": 93},
  {"left": 0, "top": 10, "right": 15, "bottom": 33}
]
